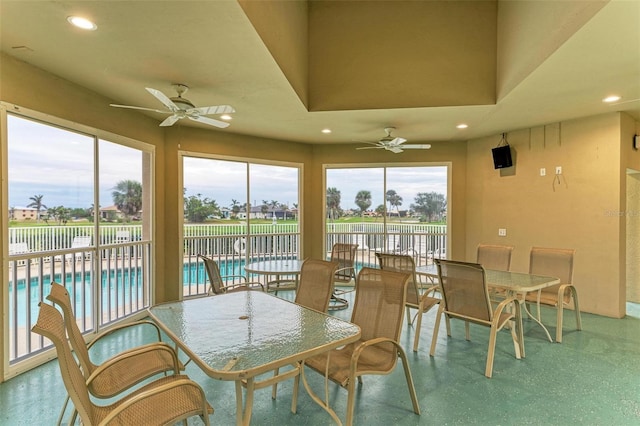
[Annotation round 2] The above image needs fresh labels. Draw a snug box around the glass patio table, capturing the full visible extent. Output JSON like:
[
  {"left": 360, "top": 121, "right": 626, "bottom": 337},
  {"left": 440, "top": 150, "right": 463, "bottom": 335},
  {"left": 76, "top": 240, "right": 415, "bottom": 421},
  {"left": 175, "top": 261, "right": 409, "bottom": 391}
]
[
  {"left": 244, "top": 259, "right": 305, "bottom": 293},
  {"left": 148, "top": 291, "right": 360, "bottom": 426},
  {"left": 416, "top": 264, "right": 560, "bottom": 344}
]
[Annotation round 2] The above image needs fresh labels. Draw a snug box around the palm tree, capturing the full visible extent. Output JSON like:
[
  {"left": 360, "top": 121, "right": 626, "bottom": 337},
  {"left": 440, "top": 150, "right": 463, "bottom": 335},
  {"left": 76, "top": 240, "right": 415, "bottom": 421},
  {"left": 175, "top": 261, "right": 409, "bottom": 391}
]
[
  {"left": 230, "top": 199, "right": 240, "bottom": 218},
  {"left": 386, "top": 189, "right": 403, "bottom": 219},
  {"left": 27, "top": 194, "right": 47, "bottom": 222},
  {"left": 354, "top": 190, "right": 372, "bottom": 218},
  {"left": 112, "top": 180, "right": 142, "bottom": 221},
  {"left": 326, "top": 187, "right": 342, "bottom": 221}
]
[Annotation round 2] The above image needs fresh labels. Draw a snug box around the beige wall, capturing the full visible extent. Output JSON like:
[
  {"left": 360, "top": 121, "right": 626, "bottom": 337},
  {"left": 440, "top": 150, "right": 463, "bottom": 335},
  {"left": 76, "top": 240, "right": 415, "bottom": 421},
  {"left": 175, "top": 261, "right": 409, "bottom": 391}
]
[{"left": 465, "top": 112, "right": 633, "bottom": 317}]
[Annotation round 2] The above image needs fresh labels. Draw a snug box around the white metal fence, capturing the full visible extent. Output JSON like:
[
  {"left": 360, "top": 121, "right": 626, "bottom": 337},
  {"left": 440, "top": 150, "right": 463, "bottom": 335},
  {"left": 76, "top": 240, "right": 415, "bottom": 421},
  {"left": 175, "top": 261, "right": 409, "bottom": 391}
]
[{"left": 6, "top": 222, "right": 446, "bottom": 365}]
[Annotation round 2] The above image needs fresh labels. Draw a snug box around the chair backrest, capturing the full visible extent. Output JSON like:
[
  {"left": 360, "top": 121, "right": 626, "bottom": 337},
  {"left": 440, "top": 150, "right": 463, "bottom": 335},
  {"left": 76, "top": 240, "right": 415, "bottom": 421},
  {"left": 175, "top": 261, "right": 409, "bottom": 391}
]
[
  {"left": 46, "top": 282, "right": 95, "bottom": 376},
  {"left": 115, "top": 230, "right": 131, "bottom": 243},
  {"left": 375, "top": 253, "right": 421, "bottom": 306},
  {"left": 9, "top": 242, "right": 30, "bottom": 254},
  {"left": 529, "top": 247, "right": 575, "bottom": 289},
  {"left": 198, "top": 254, "right": 225, "bottom": 294},
  {"left": 71, "top": 236, "right": 92, "bottom": 248},
  {"left": 31, "top": 303, "right": 94, "bottom": 423},
  {"left": 351, "top": 267, "right": 410, "bottom": 346},
  {"left": 476, "top": 244, "right": 513, "bottom": 271},
  {"left": 435, "top": 259, "right": 493, "bottom": 323},
  {"left": 295, "top": 259, "right": 339, "bottom": 312},
  {"left": 330, "top": 243, "right": 358, "bottom": 282}
]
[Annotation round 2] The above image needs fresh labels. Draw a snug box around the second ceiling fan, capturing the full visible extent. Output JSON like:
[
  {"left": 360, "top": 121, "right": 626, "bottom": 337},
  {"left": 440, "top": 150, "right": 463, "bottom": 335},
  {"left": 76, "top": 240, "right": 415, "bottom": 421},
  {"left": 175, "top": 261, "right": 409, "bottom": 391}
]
[{"left": 356, "top": 127, "right": 431, "bottom": 153}]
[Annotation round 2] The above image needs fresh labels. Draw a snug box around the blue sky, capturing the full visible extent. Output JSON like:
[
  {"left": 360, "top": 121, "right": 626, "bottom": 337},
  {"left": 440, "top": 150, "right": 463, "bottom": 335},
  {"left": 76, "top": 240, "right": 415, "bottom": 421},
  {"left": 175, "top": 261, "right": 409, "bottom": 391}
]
[{"left": 8, "top": 114, "right": 447, "bottom": 211}]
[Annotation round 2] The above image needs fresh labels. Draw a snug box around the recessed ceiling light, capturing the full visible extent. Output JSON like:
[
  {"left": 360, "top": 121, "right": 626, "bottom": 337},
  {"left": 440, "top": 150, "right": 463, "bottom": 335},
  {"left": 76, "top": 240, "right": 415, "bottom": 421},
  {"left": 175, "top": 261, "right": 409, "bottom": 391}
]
[
  {"left": 220, "top": 114, "right": 232, "bottom": 121},
  {"left": 321, "top": 129, "right": 332, "bottom": 134},
  {"left": 456, "top": 124, "right": 468, "bottom": 129},
  {"left": 67, "top": 16, "right": 97, "bottom": 31},
  {"left": 603, "top": 95, "right": 621, "bottom": 103}
]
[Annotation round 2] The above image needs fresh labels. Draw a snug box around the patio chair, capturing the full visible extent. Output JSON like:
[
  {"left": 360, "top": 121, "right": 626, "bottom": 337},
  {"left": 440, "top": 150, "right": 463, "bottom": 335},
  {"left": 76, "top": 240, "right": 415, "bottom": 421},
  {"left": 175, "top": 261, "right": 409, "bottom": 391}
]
[
  {"left": 328, "top": 243, "right": 358, "bottom": 310},
  {"left": 376, "top": 252, "right": 445, "bottom": 352},
  {"left": 477, "top": 244, "right": 513, "bottom": 270},
  {"left": 294, "top": 258, "right": 340, "bottom": 313},
  {"left": 31, "top": 302, "right": 213, "bottom": 426},
  {"left": 46, "top": 282, "right": 183, "bottom": 424},
  {"left": 477, "top": 243, "right": 514, "bottom": 300},
  {"left": 303, "top": 267, "right": 421, "bottom": 425},
  {"left": 270, "top": 258, "right": 339, "bottom": 400},
  {"left": 430, "top": 259, "right": 524, "bottom": 378},
  {"left": 66, "top": 235, "right": 92, "bottom": 263},
  {"left": 525, "top": 247, "right": 582, "bottom": 343},
  {"left": 198, "top": 254, "right": 264, "bottom": 294}
]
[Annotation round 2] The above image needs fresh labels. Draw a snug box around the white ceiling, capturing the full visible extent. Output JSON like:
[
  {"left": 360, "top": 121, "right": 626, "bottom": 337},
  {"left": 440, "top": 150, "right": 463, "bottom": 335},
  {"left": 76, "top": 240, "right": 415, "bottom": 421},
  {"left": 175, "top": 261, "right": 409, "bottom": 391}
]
[{"left": 1, "top": 0, "right": 638, "bottom": 146}]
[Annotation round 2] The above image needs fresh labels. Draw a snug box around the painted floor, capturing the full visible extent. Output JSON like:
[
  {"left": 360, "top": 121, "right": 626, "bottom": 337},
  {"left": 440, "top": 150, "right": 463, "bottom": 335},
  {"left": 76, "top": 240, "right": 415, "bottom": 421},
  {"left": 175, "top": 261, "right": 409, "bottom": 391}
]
[{"left": 1, "top": 292, "right": 639, "bottom": 425}]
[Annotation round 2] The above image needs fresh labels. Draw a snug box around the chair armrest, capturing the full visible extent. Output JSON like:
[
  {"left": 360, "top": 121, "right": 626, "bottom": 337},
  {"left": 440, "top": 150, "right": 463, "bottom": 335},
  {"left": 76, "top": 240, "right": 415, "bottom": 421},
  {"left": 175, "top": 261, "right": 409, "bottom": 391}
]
[
  {"left": 98, "top": 377, "right": 213, "bottom": 425},
  {"left": 349, "top": 337, "right": 402, "bottom": 374},
  {"left": 87, "top": 320, "right": 162, "bottom": 350},
  {"left": 86, "top": 342, "right": 181, "bottom": 386},
  {"left": 223, "top": 281, "right": 265, "bottom": 292}
]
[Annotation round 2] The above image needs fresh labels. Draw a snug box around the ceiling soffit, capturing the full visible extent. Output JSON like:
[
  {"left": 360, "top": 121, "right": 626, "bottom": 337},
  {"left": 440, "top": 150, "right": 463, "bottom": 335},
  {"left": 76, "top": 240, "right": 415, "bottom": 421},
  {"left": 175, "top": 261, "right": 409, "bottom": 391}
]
[{"left": 242, "top": 0, "right": 498, "bottom": 112}]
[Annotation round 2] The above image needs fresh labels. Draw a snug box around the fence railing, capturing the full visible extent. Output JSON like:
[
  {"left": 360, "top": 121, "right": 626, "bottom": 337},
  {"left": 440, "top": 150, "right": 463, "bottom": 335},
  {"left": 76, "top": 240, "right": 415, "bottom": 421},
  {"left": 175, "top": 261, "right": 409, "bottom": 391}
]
[{"left": 6, "top": 222, "right": 446, "bottom": 365}]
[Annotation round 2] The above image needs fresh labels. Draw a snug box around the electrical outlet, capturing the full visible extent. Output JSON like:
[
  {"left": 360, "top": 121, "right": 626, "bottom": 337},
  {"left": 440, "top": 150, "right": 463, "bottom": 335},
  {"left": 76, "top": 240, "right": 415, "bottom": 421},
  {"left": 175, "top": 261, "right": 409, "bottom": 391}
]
[
  {"left": 540, "top": 168, "right": 546, "bottom": 176},
  {"left": 556, "top": 166, "right": 562, "bottom": 175},
  {"left": 498, "top": 228, "right": 507, "bottom": 237}
]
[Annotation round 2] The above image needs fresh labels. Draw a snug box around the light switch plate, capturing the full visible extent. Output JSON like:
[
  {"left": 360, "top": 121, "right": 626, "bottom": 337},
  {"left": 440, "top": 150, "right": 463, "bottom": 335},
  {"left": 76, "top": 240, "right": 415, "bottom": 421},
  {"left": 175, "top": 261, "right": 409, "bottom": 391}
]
[{"left": 498, "top": 228, "right": 507, "bottom": 237}]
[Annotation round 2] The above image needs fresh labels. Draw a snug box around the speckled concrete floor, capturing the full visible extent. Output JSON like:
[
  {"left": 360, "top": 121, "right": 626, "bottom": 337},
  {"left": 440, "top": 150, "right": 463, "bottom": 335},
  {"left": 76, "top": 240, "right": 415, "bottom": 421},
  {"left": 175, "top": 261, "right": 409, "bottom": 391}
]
[{"left": 1, "top": 293, "right": 639, "bottom": 425}]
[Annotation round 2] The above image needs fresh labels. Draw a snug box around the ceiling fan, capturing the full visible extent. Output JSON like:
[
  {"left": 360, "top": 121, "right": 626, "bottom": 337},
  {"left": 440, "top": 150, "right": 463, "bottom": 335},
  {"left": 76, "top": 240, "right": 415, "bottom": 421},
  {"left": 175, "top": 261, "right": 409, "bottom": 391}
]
[
  {"left": 356, "top": 127, "right": 431, "bottom": 153},
  {"left": 109, "top": 84, "right": 235, "bottom": 128}
]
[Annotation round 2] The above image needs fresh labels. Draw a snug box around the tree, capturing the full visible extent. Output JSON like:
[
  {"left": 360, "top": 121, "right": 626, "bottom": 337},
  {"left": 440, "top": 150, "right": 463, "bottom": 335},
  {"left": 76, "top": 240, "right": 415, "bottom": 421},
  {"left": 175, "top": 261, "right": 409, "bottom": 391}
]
[
  {"left": 27, "top": 194, "right": 47, "bottom": 222},
  {"left": 112, "top": 180, "right": 142, "bottom": 222},
  {"left": 411, "top": 192, "right": 447, "bottom": 222},
  {"left": 326, "top": 187, "right": 341, "bottom": 221},
  {"left": 230, "top": 199, "right": 241, "bottom": 218},
  {"left": 385, "top": 189, "right": 403, "bottom": 218},
  {"left": 47, "top": 205, "right": 71, "bottom": 225},
  {"left": 354, "top": 190, "right": 372, "bottom": 218},
  {"left": 184, "top": 194, "right": 220, "bottom": 223}
]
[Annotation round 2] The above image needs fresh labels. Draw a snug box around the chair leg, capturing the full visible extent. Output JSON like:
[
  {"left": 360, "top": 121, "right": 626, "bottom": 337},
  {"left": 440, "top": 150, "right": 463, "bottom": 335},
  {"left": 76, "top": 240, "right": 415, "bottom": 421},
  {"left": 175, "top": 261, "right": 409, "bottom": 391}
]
[
  {"left": 556, "top": 300, "right": 565, "bottom": 343},
  {"left": 429, "top": 306, "right": 444, "bottom": 356},
  {"left": 397, "top": 348, "right": 421, "bottom": 415},
  {"left": 413, "top": 309, "right": 423, "bottom": 352},
  {"left": 406, "top": 306, "right": 412, "bottom": 326},
  {"left": 485, "top": 326, "right": 499, "bottom": 378},
  {"left": 464, "top": 321, "right": 470, "bottom": 341},
  {"left": 345, "top": 376, "right": 357, "bottom": 426},
  {"left": 572, "top": 286, "right": 582, "bottom": 331}
]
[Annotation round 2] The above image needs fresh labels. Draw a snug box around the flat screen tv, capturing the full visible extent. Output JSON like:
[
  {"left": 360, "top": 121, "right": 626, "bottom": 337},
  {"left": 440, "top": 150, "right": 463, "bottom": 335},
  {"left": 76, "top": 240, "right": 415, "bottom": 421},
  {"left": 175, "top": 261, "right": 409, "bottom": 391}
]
[{"left": 492, "top": 145, "right": 513, "bottom": 169}]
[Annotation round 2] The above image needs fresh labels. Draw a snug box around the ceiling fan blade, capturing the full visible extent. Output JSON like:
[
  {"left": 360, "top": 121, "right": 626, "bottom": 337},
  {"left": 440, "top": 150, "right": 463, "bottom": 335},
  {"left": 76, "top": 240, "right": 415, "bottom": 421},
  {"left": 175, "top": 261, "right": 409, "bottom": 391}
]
[
  {"left": 400, "top": 144, "right": 432, "bottom": 149},
  {"left": 356, "top": 146, "right": 382, "bottom": 150},
  {"left": 109, "top": 104, "right": 169, "bottom": 114},
  {"left": 385, "top": 146, "right": 404, "bottom": 153},
  {"left": 159, "top": 115, "right": 181, "bottom": 127},
  {"left": 191, "top": 105, "right": 235, "bottom": 115},
  {"left": 188, "top": 115, "right": 230, "bottom": 128},
  {"left": 389, "top": 137, "right": 407, "bottom": 146},
  {"left": 146, "top": 87, "right": 179, "bottom": 112}
]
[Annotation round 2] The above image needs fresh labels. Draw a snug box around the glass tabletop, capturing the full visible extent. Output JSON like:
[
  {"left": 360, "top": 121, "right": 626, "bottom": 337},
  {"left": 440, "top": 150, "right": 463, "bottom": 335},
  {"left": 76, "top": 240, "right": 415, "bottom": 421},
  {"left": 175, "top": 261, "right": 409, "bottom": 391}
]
[
  {"left": 148, "top": 291, "right": 360, "bottom": 380},
  {"left": 415, "top": 264, "right": 559, "bottom": 292},
  {"left": 244, "top": 259, "right": 305, "bottom": 274}
]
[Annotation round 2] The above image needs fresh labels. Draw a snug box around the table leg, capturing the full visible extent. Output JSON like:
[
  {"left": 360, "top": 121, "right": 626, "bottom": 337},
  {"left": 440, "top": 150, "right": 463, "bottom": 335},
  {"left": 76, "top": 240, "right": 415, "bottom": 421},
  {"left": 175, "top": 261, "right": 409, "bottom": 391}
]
[
  {"left": 235, "top": 378, "right": 256, "bottom": 426},
  {"left": 509, "top": 289, "right": 552, "bottom": 342},
  {"left": 299, "top": 360, "right": 343, "bottom": 425}
]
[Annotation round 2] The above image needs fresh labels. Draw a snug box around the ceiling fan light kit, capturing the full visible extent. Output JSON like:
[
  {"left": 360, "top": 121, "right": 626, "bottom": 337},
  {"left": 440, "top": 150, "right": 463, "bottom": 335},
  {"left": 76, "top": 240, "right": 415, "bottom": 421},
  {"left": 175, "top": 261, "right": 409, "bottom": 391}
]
[
  {"left": 356, "top": 127, "right": 431, "bottom": 153},
  {"left": 110, "top": 84, "right": 235, "bottom": 129}
]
